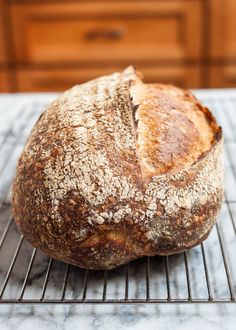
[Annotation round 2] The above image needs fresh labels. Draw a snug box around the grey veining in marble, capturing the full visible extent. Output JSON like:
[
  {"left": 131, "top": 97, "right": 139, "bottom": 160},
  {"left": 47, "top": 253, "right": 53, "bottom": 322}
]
[
  {"left": 0, "top": 303, "right": 236, "bottom": 330},
  {"left": 0, "top": 90, "right": 236, "bottom": 329}
]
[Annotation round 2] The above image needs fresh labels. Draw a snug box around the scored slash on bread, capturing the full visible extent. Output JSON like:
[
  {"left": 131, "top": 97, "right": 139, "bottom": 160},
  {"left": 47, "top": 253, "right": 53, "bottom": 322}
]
[{"left": 12, "top": 67, "right": 223, "bottom": 270}]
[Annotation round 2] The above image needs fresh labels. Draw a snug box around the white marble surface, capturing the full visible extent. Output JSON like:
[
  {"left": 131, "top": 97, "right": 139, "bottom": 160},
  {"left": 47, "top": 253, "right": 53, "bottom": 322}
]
[
  {"left": 0, "top": 90, "right": 236, "bottom": 329},
  {"left": 0, "top": 303, "right": 236, "bottom": 330}
]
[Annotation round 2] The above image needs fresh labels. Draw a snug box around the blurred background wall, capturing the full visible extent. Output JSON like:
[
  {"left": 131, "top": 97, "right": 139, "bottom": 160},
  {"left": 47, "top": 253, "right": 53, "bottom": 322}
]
[{"left": 0, "top": 0, "right": 236, "bottom": 92}]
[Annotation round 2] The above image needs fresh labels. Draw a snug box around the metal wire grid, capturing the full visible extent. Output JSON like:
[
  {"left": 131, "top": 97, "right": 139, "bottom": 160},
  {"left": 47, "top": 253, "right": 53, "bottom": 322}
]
[{"left": 0, "top": 93, "right": 235, "bottom": 304}]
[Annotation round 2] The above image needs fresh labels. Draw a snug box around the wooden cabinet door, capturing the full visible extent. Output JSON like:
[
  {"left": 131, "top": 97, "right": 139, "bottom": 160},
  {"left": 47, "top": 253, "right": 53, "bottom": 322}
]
[
  {"left": 10, "top": 1, "right": 203, "bottom": 64},
  {"left": 209, "top": 65, "right": 236, "bottom": 88},
  {"left": 210, "top": 0, "right": 236, "bottom": 59},
  {"left": 0, "top": 70, "right": 11, "bottom": 92},
  {"left": 140, "top": 66, "right": 201, "bottom": 88},
  {"left": 16, "top": 65, "right": 201, "bottom": 92},
  {"left": 0, "top": 1, "right": 7, "bottom": 64},
  {"left": 16, "top": 67, "right": 120, "bottom": 92}
]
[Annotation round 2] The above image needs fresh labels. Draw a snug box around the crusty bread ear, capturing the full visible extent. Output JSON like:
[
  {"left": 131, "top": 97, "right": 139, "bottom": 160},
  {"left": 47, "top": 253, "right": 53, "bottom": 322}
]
[
  {"left": 12, "top": 67, "right": 223, "bottom": 270},
  {"left": 130, "top": 81, "right": 216, "bottom": 177}
]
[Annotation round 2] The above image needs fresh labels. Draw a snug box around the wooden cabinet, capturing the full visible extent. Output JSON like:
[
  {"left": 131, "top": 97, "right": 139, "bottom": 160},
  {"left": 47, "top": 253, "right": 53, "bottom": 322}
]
[
  {"left": 210, "top": 0, "right": 236, "bottom": 59},
  {"left": 139, "top": 66, "right": 201, "bottom": 87},
  {"left": 209, "top": 65, "right": 236, "bottom": 88},
  {"left": 0, "top": 1, "right": 12, "bottom": 92},
  {"left": 11, "top": 1, "right": 202, "bottom": 64},
  {"left": 0, "top": 0, "right": 236, "bottom": 92},
  {"left": 208, "top": 0, "right": 236, "bottom": 86},
  {"left": 0, "top": 1, "right": 7, "bottom": 64},
  {"left": 16, "top": 65, "right": 201, "bottom": 92},
  {"left": 0, "top": 70, "right": 11, "bottom": 92},
  {"left": 0, "top": 28, "right": 6, "bottom": 65},
  {"left": 15, "top": 67, "right": 119, "bottom": 92}
]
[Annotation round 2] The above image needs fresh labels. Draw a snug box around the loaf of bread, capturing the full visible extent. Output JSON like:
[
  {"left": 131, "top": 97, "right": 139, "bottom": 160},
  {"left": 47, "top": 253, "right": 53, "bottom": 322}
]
[{"left": 12, "top": 67, "right": 223, "bottom": 270}]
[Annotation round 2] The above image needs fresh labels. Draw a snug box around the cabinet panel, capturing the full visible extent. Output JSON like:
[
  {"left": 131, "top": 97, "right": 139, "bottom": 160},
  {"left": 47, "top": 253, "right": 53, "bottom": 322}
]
[
  {"left": 16, "top": 65, "right": 201, "bottom": 92},
  {"left": 139, "top": 66, "right": 201, "bottom": 87},
  {"left": 209, "top": 65, "right": 236, "bottom": 88},
  {"left": 0, "top": 2, "right": 7, "bottom": 64},
  {"left": 11, "top": 1, "right": 202, "bottom": 64},
  {"left": 210, "top": 0, "right": 236, "bottom": 59},
  {"left": 0, "top": 70, "right": 11, "bottom": 92}
]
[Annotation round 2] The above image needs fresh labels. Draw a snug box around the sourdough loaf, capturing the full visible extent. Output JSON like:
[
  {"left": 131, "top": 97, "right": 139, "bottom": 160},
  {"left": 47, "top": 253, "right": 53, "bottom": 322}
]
[{"left": 12, "top": 67, "right": 223, "bottom": 269}]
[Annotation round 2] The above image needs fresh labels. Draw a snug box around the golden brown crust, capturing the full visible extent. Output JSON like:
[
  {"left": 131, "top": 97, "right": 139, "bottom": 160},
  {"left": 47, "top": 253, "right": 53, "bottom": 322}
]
[
  {"left": 12, "top": 67, "right": 223, "bottom": 269},
  {"left": 132, "top": 82, "right": 215, "bottom": 177}
]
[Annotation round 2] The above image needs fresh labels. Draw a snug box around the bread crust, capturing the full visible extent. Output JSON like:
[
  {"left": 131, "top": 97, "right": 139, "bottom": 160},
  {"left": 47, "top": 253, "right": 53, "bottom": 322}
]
[{"left": 12, "top": 67, "right": 223, "bottom": 269}]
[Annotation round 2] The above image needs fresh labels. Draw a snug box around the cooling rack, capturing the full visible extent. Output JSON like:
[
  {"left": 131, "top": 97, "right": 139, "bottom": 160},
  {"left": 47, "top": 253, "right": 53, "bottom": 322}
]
[{"left": 0, "top": 91, "right": 235, "bottom": 304}]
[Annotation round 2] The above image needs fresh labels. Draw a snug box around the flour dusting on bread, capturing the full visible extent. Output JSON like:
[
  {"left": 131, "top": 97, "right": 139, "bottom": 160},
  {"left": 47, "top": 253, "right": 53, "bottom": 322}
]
[{"left": 12, "top": 67, "right": 223, "bottom": 269}]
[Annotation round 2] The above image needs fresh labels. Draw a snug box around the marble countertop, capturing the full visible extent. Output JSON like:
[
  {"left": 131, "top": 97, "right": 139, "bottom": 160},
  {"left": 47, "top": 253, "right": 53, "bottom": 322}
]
[
  {"left": 1, "top": 303, "right": 236, "bottom": 330},
  {"left": 0, "top": 90, "right": 236, "bottom": 329}
]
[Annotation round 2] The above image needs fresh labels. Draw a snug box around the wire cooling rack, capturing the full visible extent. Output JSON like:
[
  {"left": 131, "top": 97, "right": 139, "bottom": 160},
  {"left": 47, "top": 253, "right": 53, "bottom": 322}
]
[{"left": 0, "top": 91, "right": 235, "bottom": 304}]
